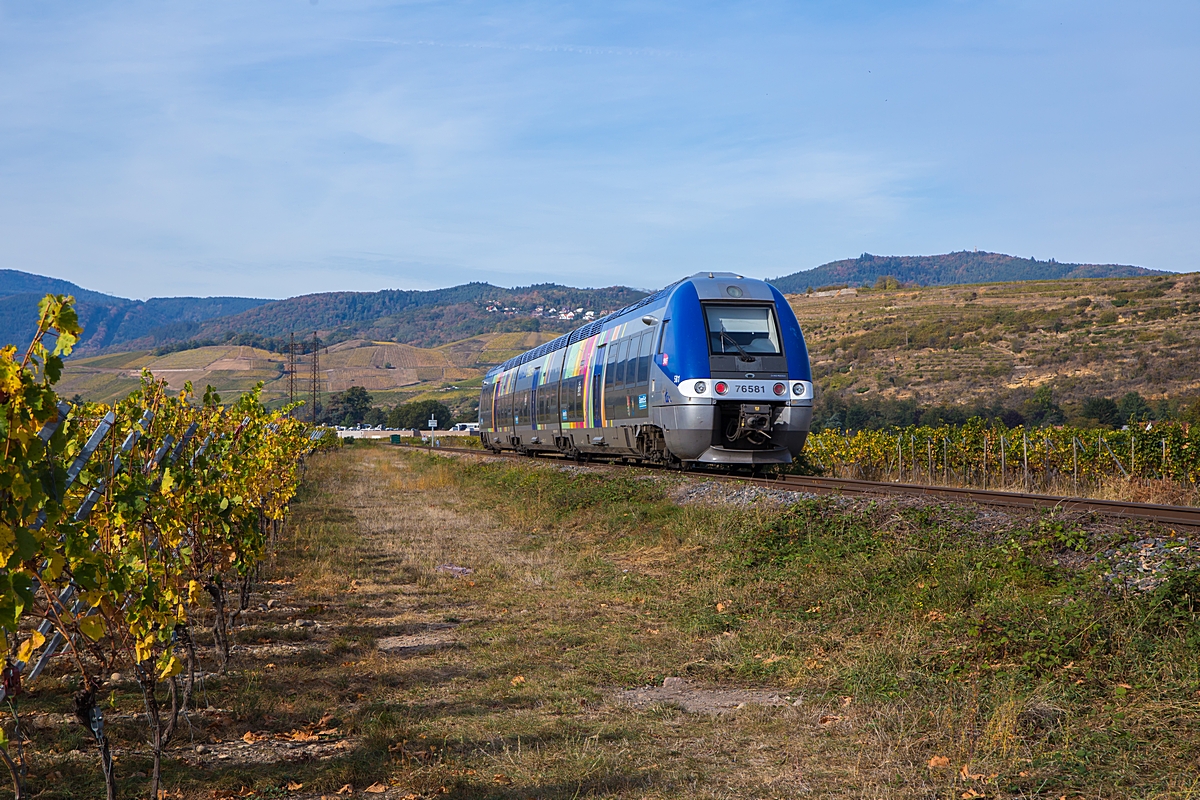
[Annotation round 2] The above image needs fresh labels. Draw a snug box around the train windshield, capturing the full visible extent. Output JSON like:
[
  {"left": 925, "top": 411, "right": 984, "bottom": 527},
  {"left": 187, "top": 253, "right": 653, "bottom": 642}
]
[{"left": 704, "top": 305, "right": 781, "bottom": 355}]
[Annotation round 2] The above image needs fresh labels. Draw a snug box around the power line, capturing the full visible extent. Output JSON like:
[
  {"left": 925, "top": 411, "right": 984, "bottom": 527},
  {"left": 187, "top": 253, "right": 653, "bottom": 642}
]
[
  {"left": 287, "top": 332, "right": 296, "bottom": 413},
  {"left": 310, "top": 332, "right": 320, "bottom": 424}
]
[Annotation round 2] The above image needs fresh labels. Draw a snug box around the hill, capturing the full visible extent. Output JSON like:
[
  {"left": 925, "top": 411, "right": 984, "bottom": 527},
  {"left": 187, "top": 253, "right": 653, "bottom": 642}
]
[
  {"left": 0, "top": 270, "right": 269, "bottom": 352},
  {"left": 0, "top": 269, "right": 647, "bottom": 354},
  {"left": 790, "top": 272, "right": 1200, "bottom": 428},
  {"left": 55, "top": 330, "right": 562, "bottom": 422},
  {"left": 771, "top": 251, "right": 1165, "bottom": 293},
  {"left": 172, "top": 283, "right": 647, "bottom": 350},
  {"left": 58, "top": 272, "right": 1200, "bottom": 430}
]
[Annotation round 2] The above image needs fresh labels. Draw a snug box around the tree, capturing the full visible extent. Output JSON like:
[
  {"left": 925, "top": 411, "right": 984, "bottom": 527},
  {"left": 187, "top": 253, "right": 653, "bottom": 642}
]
[
  {"left": 1024, "top": 385, "right": 1064, "bottom": 426},
  {"left": 1081, "top": 397, "right": 1121, "bottom": 428},
  {"left": 388, "top": 400, "right": 452, "bottom": 430},
  {"left": 1116, "top": 391, "right": 1153, "bottom": 423},
  {"left": 322, "top": 386, "right": 373, "bottom": 426}
]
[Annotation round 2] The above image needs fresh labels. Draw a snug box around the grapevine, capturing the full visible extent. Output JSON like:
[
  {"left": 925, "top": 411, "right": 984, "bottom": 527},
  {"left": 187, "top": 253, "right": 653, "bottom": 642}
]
[
  {"left": 0, "top": 296, "right": 334, "bottom": 799},
  {"left": 807, "top": 418, "right": 1200, "bottom": 496}
]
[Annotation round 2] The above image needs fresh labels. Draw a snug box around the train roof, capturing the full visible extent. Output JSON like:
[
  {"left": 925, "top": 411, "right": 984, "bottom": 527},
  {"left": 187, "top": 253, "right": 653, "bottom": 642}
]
[{"left": 486, "top": 272, "right": 772, "bottom": 377}]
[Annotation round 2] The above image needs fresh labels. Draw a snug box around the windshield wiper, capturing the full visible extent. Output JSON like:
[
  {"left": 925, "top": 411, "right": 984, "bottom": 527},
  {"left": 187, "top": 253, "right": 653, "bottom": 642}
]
[{"left": 719, "top": 329, "right": 756, "bottom": 362}]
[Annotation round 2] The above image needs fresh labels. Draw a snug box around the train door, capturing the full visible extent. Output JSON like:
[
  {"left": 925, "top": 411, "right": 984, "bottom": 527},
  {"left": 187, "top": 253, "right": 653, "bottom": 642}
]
[
  {"left": 603, "top": 342, "right": 619, "bottom": 426},
  {"left": 591, "top": 345, "right": 605, "bottom": 428},
  {"left": 529, "top": 367, "right": 540, "bottom": 431}
]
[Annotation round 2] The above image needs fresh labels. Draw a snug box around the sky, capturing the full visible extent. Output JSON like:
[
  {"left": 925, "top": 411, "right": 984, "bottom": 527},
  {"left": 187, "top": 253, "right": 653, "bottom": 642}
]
[{"left": 1, "top": 1, "right": 1197, "bottom": 300}]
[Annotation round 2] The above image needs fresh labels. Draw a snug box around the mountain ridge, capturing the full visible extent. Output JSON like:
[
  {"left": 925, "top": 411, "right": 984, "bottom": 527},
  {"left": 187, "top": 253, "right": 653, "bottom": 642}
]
[
  {"left": 2, "top": 251, "right": 1173, "bottom": 353},
  {"left": 770, "top": 251, "right": 1164, "bottom": 293}
]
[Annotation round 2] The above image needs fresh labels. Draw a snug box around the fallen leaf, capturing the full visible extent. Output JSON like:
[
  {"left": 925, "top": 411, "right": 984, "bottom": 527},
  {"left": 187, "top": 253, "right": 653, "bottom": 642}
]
[
  {"left": 287, "top": 730, "right": 320, "bottom": 742},
  {"left": 840, "top": 695, "right": 853, "bottom": 707},
  {"left": 959, "top": 764, "right": 985, "bottom": 780},
  {"left": 364, "top": 783, "right": 388, "bottom": 794},
  {"left": 242, "top": 731, "right": 266, "bottom": 744},
  {"left": 286, "top": 782, "right": 304, "bottom": 791},
  {"left": 960, "top": 791, "right": 984, "bottom": 799},
  {"left": 493, "top": 773, "right": 512, "bottom": 785},
  {"left": 510, "top": 675, "right": 526, "bottom": 687},
  {"left": 1018, "top": 771, "right": 1029, "bottom": 777},
  {"left": 1117, "top": 683, "right": 1132, "bottom": 689},
  {"left": 318, "top": 728, "right": 340, "bottom": 736},
  {"left": 818, "top": 715, "right": 840, "bottom": 725},
  {"left": 337, "top": 785, "right": 353, "bottom": 795},
  {"left": 715, "top": 602, "right": 726, "bottom": 612},
  {"left": 928, "top": 755, "right": 951, "bottom": 768},
  {"left": 925, "top": 609, "right": 945, "bottom": 622}
]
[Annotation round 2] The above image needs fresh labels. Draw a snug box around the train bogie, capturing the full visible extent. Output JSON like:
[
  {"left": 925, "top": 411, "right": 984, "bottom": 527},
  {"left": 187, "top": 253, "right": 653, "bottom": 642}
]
[{"left": 480, "top": 272, "right": 813, "bottom": 468}]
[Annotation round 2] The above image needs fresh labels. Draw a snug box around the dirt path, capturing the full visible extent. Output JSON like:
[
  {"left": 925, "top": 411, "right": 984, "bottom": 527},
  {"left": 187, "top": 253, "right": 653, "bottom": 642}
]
[{"left": 243, "top": 445, "right": 842, "bottom": 799}]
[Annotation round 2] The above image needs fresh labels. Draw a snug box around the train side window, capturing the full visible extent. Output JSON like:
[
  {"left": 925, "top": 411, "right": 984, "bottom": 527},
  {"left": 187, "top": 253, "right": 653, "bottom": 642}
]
[
  {"left": 637, "top": 332, "right": 652, "bottom": 384},
  {"left": 658, "top": 319, "right": 672, "bottom": 353},
  {"left": 614, "top": 339, "right": 629, "bottom": 386},
  {"left": 623, "top": 338, "right": 638, "bottom": 387},
  {"left": 605, "top": 342, "right": 619, "bottom": 388}
]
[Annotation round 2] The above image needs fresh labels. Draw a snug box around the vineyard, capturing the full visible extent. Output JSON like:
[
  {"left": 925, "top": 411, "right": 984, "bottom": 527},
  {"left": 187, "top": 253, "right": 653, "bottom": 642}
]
[
  {"left": 0, "top": 296, "right": 331, "bottom": 799},
  {"left": 807, "top": 419, "right": 1200, "bottom": 502}
]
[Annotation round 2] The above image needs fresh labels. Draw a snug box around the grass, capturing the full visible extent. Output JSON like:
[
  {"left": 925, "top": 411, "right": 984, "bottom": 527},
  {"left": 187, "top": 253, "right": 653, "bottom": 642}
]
[{"left": 10, "top": 445, "right": 1200, "bottom": 798}]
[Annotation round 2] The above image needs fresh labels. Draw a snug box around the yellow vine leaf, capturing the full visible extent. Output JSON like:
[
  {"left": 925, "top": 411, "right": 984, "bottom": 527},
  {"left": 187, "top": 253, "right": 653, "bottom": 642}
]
[
  {"left": 45, "top": 552, "right": 66, "bottom": 581},
  {"left": 78, "top": 615, "right": 106, "bottom": 642},
  {"left": 160, "top": 467, "right": 175, "bottom": 495},
  {"left": 16, "top": 630, "right": 46, "bottom": 662},
  {"left": 157, "top": 653, "right": 183, "bottom": 680}
]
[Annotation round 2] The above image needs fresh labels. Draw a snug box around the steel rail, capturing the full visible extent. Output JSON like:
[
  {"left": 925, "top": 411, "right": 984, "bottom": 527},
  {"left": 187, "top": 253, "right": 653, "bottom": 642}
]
[
  {"left": 752, "top": 474, "right": 1200, "bottom": 528},
  {"left": 390, "top": 441, "right": 1200, "bottom": 529}
]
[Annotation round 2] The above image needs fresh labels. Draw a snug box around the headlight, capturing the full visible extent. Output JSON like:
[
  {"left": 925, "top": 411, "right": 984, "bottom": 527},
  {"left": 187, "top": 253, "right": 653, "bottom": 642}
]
[
  {"left": 694, "top": 381, "right": 706, "bottom": 394},
  {"left": 792, "top": 382, "right": 805, "bottom": 396}
]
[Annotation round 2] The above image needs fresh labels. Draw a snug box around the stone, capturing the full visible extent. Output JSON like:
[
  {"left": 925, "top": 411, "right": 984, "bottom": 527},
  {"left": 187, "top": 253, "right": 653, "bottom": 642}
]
[
  {"left": 195, "top": 744, "right": 208, "bottom": 754},
  {"left": 267, "top": 599, "right": 279, "bottom": 609}
]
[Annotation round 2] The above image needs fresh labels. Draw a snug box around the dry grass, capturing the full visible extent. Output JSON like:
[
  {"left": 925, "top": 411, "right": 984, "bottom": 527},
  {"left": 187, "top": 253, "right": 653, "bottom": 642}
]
[{"left": 13, "top": 445, "right": 1200, "bottom": 799}]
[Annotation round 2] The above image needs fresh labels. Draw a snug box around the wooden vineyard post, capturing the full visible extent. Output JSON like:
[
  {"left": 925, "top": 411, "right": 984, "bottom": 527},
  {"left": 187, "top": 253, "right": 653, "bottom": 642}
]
[
  {"left": 1000, "top": 435, "right": 1006, "bottom": 489},
  {"left": 943, "top": 437, "right": 949, "bottom": 485},
  {"left": 897, "top": 435, "right": 903, "bottom": 482},
  {"left": 927, "top": 439, "right": 933, "bottom": 485},
  {"left": 910, "top": 434, "right": 916, "bottom": 483},
  {"left": 983, "top": 434, "right": 989, "bottom": 490},
  {"left": 1162, "top": 438, "right": 1168, "bottom": 479},
  {"left": 1023, "top": 430, "right": 1029, "bottom": 492},
  {"left": 1073, "top": 436, "right": 1078, "bottom": 495}
]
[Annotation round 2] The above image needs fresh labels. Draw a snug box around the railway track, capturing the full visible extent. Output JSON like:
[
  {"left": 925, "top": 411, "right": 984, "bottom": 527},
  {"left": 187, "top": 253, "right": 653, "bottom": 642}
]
[{"left": 394, "top": 442, "right": 1200, "bottom": 529}]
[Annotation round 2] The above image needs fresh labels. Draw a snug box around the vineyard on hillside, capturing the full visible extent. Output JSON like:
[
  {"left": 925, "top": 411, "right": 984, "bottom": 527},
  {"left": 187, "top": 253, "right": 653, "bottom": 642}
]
[
  {"left": 807, "top": 419, "right": 1200, "bottom": 500},
  {"left": 0, "top": 296, "right": 333, "bottom": 799}
]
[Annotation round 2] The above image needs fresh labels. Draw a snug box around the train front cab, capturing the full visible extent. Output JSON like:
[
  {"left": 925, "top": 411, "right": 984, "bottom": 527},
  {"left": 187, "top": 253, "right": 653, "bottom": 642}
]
[{"left": 650, "top": 273, "right": 813, "bottom": 466}]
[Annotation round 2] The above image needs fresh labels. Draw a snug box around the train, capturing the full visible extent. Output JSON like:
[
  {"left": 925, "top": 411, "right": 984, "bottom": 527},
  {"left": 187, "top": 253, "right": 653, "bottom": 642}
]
[{"left": 479, "top": 272, "right": 813, "bottom": 468}]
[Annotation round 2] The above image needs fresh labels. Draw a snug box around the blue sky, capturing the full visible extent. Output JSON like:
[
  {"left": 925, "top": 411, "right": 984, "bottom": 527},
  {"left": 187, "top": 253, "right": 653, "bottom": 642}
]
[{"left": 1, "top": 1, "right": 1197, "bottom": 299}]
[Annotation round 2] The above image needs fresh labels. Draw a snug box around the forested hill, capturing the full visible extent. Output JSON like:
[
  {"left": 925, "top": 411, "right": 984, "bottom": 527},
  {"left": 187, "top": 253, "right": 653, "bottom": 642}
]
[
  {"left": 177, "top": 283, "right": 648, "bottom": 350},
  {"left": 0, "top": 269, "right": 647, "bottom": 354},
  {"left": 0, "top": 270, "right": 269, "bottom": 354},
  {"left": 770, "top": 251, "right": 1164, "bottom": 293}
]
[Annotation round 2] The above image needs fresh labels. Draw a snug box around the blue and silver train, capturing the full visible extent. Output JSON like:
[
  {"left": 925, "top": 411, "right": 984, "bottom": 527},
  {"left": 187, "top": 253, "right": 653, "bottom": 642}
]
[{"left": 479, "top": 272, "right": 814, "bottom": 467}]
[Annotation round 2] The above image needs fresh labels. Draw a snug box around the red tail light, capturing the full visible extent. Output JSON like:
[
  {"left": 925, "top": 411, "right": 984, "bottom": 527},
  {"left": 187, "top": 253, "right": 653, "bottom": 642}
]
[
  {"left": 714, "top": 381, "right": 728, "bottom": 395},
  {"left": 773, "top": 382, "right": 786, "bottom": 396}
]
